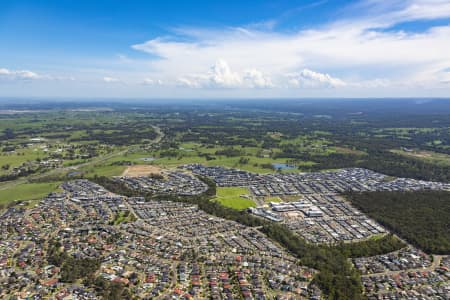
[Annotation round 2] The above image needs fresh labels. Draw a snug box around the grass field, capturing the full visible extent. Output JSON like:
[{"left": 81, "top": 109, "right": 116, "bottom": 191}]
[
  {"left": 214, "top": 187, "right": 256, "bottom": 210},
  {"left": 98, "top": 151, "right": 154, "bottom": 164},
  {"left": 0, "top": 147, "right": 47, "bottom": 174},
  {"left": 81, "top": 164, "right": 126, "bottom": 177},
  {"left": 264, "top": 196, "right": 282, "bottom": 203},
  {"left": 89, "top": 142, "right": 319, "bottom": 174},
  {"left": 0, "top": 182, "right": 61, "bottom": 204},
  {"left": 153, "top": 154, "right": 316, "bottom": 173}
]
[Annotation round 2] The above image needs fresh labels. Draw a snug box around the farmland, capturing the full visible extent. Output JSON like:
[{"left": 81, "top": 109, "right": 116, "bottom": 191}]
[{"left": 0, "top": 99, "right": 449, "bottom": 208}]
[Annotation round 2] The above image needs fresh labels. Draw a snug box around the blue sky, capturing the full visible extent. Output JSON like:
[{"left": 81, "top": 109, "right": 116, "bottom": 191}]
[{"left": 1, "top": 0, "right": 450, "bottom": 98}]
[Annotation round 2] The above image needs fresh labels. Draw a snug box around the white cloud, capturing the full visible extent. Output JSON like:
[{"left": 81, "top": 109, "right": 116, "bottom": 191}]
[
  {"left": 132, "top": 25, "right": 450, "bottom": 90},
  {"left": 209, "top": 59, "right": 242, "bottom": 87},
  {"left": 349, "top": 0, "right": 450, "bottom": 27},
  {"left": 5, "top": 0, "right": 450, "bottom": 97},
  {"left": 0, "top": 68, "right": 41, "bottom": 81},
  {"left": 243, "top": 69, "right": 274, "bottom": 88},
  {"left": 142, "top": 78, "right": 163, "bottom": 85},
  {"left": 353, "top": 78, "right": 391, "bottom": 88},
  {"left": 177, "top": 77, "right": 202, "bottom": 88},
  {"left": 287, "top": 69, "right": 346, "bottom": 88},
  {"left": 177, "top": 59, "right": 242, "bottom": 88},
  {"left": 177, "top": 59, "right": 274, "bottom": 89},
  {"left": 396, "top": 0, "right": 450, "bottom": 21},
  {"left": 130, "top": 0, "right": 450, "bottom": 93},
  {"left": 103, "top": 76, "right": 121, "bottom": 83}
]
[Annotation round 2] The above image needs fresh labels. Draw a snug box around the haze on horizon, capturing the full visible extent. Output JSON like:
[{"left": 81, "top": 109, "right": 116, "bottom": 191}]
[{"left": 1, "top": 0, "right": 450, "bottom": 99}]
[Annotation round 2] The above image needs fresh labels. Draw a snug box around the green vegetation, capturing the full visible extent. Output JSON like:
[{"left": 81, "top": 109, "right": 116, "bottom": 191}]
[
  {"left": 0, "top": 147, "right": 47, "bottom": 175},
  {"left": 264, "top": 196, "right": 281, "bottom": 203},
  {"left": 81, "top": 164, "right": 126, "bottom": 177},
  {"left": 215, "top": 198, "right": 253, "bottom": 209},
  {"left": 90, "top": 277, "right": 132, "bottom": 300},
  {"left": 391, "top": 149, "right": 450, "bottom": 166},
  {"left": 3, "top": 100, "right": 450, "bottom": 299},
  {"left": 2, "top": 100, "right": 450, "bottom": 191},
  {"left": 0, "top": 182, "right": 61, "bottom": 204},
  {"left": 346, "top": 191, "right": 450, "bottom": 254},
  {"left": 47, "top": 240, "right": 100, "bottom": 283},
  {"left": 261, "top": 223, "right": 364, "bottom": 299},
  {"left": 47, "top": 239, "right": 131, "bottom": 298},
  {"left": 111, "top": 210, "right": 137, "bottom": 225},
  {"left": 152, "top": 146, "right": 307, "bottom": 173},
  {"left": 214, "top": 187, "right": 255, "bottom": 210},
  {"left": 335, "top": 234, "right": 406, "bottom": 258},
  {"left": 359, "top": 150, "right": 450, "bottom": 182},
  {"left": 60, "top": 257, "right": 101, "bottom": 283}
]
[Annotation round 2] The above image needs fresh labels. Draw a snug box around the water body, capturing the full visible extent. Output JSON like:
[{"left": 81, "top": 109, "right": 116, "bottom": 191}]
[
  {"left": 140, "top": 157, "right": 155, "bottom": 162},
  {"left": 272, "top": 163, "right": 297, "bottom": 170}
]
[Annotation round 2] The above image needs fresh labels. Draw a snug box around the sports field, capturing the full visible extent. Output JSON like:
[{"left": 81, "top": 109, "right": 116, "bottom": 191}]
[{"left": 214, "top": 187, "right": 256, "bottom": 210}]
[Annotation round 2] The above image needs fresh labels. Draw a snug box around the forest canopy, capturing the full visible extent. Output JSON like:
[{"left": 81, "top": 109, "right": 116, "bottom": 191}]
[{"left": 346, "top": 191, "right": 450, "bottom": 254}]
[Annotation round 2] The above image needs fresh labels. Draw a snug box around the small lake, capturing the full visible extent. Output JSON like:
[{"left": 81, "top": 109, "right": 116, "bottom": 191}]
[
  {"left": 140, "top": 157, "right": 155, "bottom": 162},
  {"left": 272, "top": 163, "right": 297, "bottom": 170}
]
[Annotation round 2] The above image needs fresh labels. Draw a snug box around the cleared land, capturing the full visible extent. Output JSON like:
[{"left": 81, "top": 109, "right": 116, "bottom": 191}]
[
  {"left": 122, "top": 165, "right": 162, "bottom": 177},
  {"left": 214, "top": 187, "right": 256, "bottom": 210}
]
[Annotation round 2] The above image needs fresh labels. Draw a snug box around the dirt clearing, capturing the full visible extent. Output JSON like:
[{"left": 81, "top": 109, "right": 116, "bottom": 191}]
[{"left": 122, "top": 165, "right": 162, "bottom": 177}]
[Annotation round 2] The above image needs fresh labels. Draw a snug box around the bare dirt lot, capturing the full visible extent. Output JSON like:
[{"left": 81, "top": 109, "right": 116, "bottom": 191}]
[
  {"left": 283, "top": 211, "right": 304, "bottom": 218},
  {"left": 122, "top": 165, "right": 162, "bottom": 177}
]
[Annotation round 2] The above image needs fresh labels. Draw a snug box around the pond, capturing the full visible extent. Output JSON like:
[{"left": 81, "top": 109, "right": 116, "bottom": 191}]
[
  {"left": 140, "top": 157, "right": 155, "bottom": 162},
  {"left": 272, "top": 163, "right": 297, "bottom": 170}
]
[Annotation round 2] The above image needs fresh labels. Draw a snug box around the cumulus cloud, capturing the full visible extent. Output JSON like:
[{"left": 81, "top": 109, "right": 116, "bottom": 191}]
[
  {"left": 7, "top": 0, "right": 450, "bottom": 96},
  {"left": 177, "top": 59, "right": 274, "bottom": 89},
  {"left": 130, "top": 0, "right": 450, "bottom": 92},
  {"left": 287, "top": 69, "right": 346, "bottom": 88},
  {"left": 177, "top": 60, "right": 241, "bottom": 88},
  {"left": 243, "top": 69, "right": 274, "bottom": 88},
  {"left": 0, "top": 68, "right": 41, "bottom": 81},
  {"left": 209, "top": 59, "right": 242, "bottom": 87}
]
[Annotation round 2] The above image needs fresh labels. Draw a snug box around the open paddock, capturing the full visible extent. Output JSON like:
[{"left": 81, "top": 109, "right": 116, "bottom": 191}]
[{"left": 121, "top": 164, "right": 162, "bottom": 177}]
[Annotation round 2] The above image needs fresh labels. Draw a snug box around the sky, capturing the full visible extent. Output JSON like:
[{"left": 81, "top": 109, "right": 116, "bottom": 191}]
[{"left": 1, "top": 0, "right": 450, "bottom": 98}]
